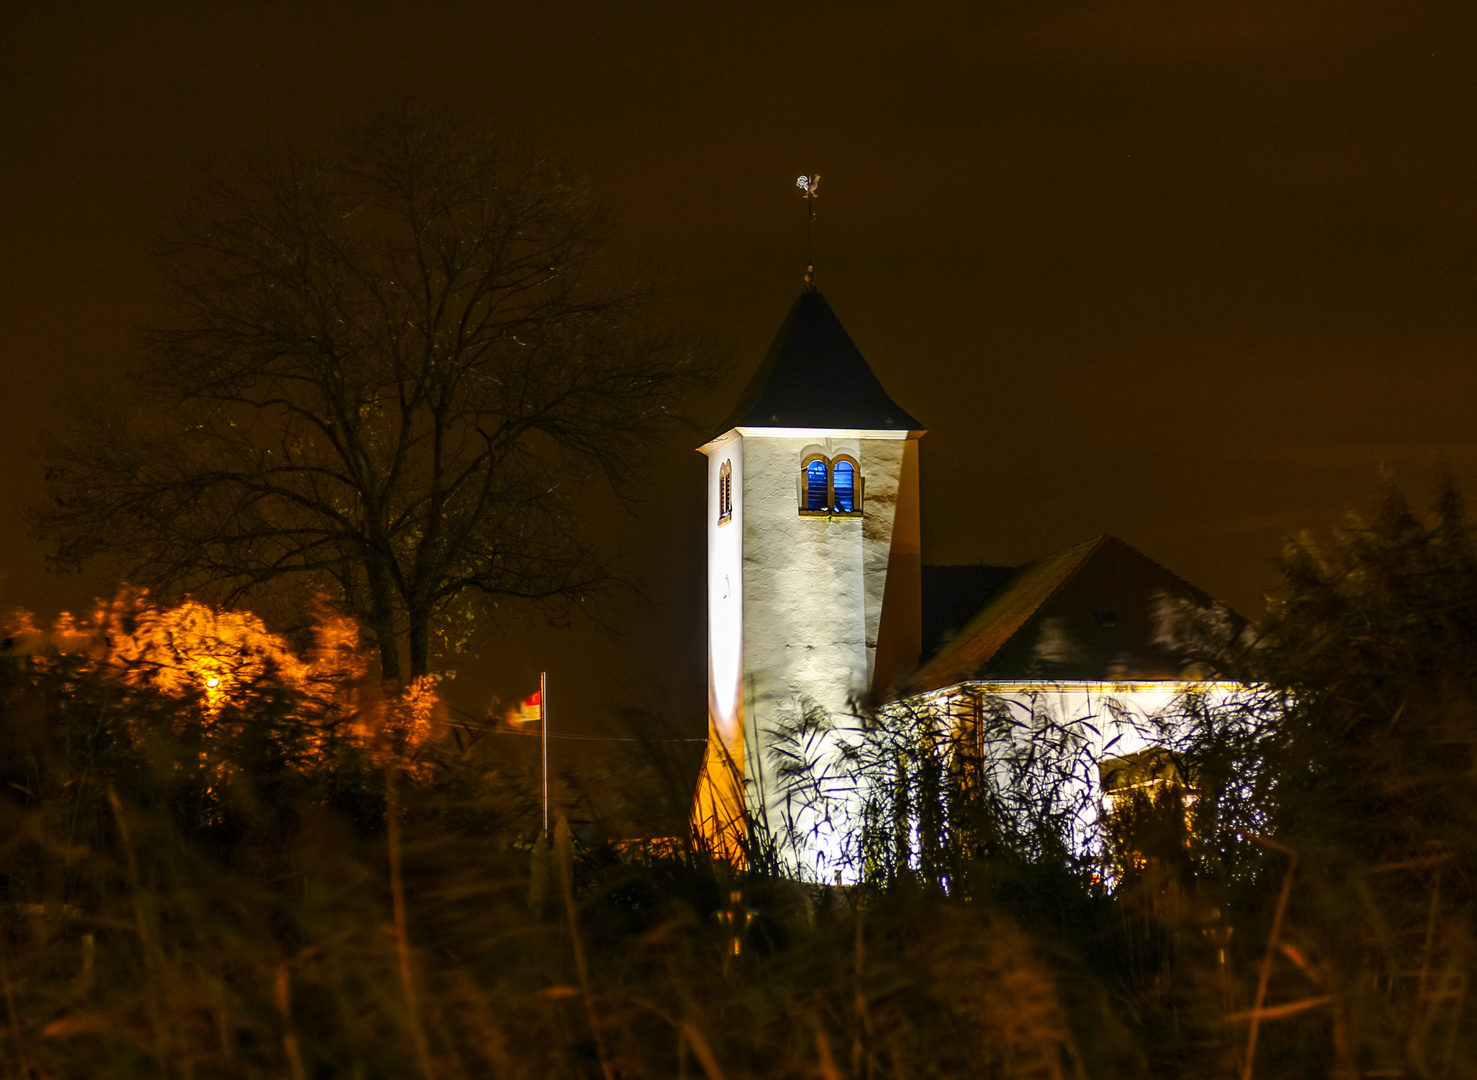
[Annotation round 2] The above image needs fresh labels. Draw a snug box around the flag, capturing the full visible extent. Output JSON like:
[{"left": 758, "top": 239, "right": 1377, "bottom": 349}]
[{"left": 518, "top": 689, "right": 542, "bottom": 723}]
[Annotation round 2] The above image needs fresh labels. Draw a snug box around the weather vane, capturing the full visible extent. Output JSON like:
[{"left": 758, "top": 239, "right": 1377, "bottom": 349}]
[{"left": 796, "top": 175, "right": 820, "bottom": 286}]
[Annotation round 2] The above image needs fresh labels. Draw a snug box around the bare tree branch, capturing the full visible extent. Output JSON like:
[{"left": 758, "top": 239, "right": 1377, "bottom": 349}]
[{"left": 32, "top": 107, "right": 713, "bottom": 687}]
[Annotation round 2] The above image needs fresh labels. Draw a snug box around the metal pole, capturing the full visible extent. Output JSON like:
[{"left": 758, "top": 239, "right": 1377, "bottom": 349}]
[{"left": 541, "top": 670, "right": 549, "bottom": 836}]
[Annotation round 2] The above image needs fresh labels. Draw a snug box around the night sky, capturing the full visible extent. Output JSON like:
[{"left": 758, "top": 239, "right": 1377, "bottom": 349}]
[{"left": 2, "top": 2, "right": 1473, "bottom": 737}]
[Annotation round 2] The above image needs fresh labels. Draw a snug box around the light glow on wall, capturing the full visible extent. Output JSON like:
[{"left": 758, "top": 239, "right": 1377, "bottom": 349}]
[
  {"left": 772, "top": 680, "right": 1272, "bottom": 884},
  {"left": 706, "top": 438, "right": 744, "bottom": 743}
]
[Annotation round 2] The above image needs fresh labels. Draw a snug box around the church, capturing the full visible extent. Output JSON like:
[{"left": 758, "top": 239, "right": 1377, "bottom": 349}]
[{"left": 691, "top": 277, "right": 1252, "bottom": 877}]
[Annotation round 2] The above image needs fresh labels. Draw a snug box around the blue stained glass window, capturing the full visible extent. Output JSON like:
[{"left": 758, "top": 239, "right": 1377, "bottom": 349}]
[
  {"left": 805, "top": 460, "right": 829, "bottom": 510},
  {"left": 832, "top": 460, "right": 855, "bottom": 512}
]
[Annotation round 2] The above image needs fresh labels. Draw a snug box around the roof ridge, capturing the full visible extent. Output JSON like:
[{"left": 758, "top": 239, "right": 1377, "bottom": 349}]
[
  {"left": 1012, "top": 533, "right": 1108, "bottom": 622},
  {"left": 977, "top": 535, "right": 1107, "bottom": 651},
  {"left": 1096, "top": 534, "right": 1234, "bottom": 618},
  {"left": 905, "top": 535, "right": 1107, "bottom": 691}
]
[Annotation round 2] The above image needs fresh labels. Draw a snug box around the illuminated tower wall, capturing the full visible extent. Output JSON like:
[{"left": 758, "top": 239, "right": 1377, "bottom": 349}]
[{"left": 692, "top": 287, "right": 924, "bottom": 876}]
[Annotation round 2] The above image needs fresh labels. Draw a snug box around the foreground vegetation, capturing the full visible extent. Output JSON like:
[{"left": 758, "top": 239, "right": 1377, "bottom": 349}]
[{"left": 3, "top": 480, "right": 1475, "bottom": 1078}]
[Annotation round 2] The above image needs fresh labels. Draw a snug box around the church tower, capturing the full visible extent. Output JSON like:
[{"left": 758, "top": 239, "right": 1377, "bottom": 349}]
[{"left": 692, "top": 282, "right": 924, "bottom": 870}]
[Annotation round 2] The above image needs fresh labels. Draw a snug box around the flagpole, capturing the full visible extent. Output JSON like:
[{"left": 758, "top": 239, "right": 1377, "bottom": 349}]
[{"left": 540, "top": 670, "right": 549, "bottom": 837}]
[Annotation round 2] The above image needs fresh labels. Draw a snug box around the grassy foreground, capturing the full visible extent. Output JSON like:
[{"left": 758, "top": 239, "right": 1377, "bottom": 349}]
[{"left": 3, "top": 482, "right": 1476, "bottom": 1078}]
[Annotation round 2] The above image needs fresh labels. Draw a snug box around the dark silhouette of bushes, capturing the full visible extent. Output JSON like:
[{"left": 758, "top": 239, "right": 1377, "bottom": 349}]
[{"left": 3, "top": 476, "right": 1476, "bottom": 1078}]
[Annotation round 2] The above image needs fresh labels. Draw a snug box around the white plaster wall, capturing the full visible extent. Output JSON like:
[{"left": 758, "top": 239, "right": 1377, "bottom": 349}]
[
  {"left": 937, "top": 682, "right": 1261, "bottom": 875},
  {"left": 738, "top": 434, "right": 906, "bottom": 863},
  {"left": 704, "top": 435, "right": 744, "bottom": 755},
  {"left": 789, "top": 681, "right": 1267, "bottom": 883}
]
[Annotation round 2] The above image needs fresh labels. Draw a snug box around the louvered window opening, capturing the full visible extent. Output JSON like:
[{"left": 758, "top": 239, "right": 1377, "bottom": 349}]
[
  {"left": 800, "top": 456, "right": 862, "bottom": 516},
  {"left": 832, "top": 460, "right": 855, "bottom": 513},
  {"left": 805, "top": 460, "right": 829, "bottom": 510}
]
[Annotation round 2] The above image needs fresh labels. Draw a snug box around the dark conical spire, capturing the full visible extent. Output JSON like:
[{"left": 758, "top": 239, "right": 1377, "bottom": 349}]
[{"left": 716, "top": 289, "right": 924, "bottom": 436}]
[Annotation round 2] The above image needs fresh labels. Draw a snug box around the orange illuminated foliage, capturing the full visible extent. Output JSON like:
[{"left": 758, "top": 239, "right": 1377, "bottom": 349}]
[{"left": 4, "top": 588, "right": 440, "bottom": 774}]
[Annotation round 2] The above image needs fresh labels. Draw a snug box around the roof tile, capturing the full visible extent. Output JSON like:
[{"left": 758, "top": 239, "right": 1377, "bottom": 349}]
[{"left": 717, "top": 289, "right": 923, "bottom": 435}]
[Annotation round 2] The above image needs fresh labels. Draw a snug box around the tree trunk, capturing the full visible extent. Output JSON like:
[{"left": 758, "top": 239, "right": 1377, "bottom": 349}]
[
  {"left": 376, "top": 623, "right": 402, "bottom": 690},
  {"left": 408, "top": 612, "right": 430, "bottom": 681},
  {"left": 366, "top": 559, "right": 402, "bottom": 689}
]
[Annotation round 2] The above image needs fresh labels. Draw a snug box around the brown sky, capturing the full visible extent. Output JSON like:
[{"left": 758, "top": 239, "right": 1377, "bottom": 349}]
[{"left": 1, "top": 1, "right": 1473, "bottom": 738}]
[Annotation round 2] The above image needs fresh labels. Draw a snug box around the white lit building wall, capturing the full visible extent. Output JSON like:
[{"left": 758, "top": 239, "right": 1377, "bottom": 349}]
[
  {"left": 704, "top": 433, "right": 745, "bottom": 763},
  {"left": 778, "top": 680, "right": 1265, "bottom": 883},
  {"left": 735, "top": 430, "right": 908, "bottom": 876}
]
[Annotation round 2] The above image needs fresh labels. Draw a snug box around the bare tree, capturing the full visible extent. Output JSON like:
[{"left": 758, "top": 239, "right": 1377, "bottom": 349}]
[{"left": 34, "top": 109, "right": 708, "bottom": 687}]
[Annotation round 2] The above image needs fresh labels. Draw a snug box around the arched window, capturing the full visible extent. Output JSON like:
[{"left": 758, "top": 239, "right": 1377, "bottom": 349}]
[
  {"left": 717, "top": 460, "right": 733, "bottom": 525},
  {"left": 832, "top": 460, "right": 855, "bottom": 513},
  {"left": 798, "top": 454, "right": 864, "bottom": 517},
  {"left": 804, "top": 459, "right": 829, "bottom": 511}
]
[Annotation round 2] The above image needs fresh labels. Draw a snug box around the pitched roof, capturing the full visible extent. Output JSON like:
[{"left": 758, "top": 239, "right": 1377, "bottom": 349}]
[
  {"left": 921, "top": 563, "right": 1017, "bottom": 660},
  {"left": 905, "top": 535, "right": 1237, "bottom": 692},
  {"left": 717, "top": 288, "right": 923, "bottom": 436},
  {"left": 908, "top": 537, "right": 1106, "bottom": 691}
]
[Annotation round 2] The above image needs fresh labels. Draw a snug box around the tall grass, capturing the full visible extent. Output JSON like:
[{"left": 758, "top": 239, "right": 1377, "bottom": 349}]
[
  {"left": 3, "top": 480, "right": 1476, "bottom": 1077},
  {"left": 753, "top": 478, "right": 1477, "bottom": 1078},
  {"left": 0, "top": 644, "right": 1122, "bottom": 1079}
]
